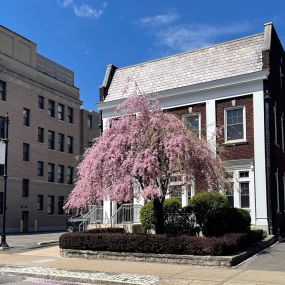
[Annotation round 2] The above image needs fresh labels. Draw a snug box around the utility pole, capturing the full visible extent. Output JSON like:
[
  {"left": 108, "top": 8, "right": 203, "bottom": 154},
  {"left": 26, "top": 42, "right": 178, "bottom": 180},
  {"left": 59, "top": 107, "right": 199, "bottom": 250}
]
[{"left": 0, "top": 115, "right": 9, "bottom": 250}]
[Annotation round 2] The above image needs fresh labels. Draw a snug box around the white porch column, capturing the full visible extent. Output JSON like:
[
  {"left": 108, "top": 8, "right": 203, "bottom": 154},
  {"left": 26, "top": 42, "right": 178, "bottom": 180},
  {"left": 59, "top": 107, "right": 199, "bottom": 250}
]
[
  {"left": 206, "top": 99, "right": 216, "bottom": 154},
  {"left": 253, "top": 90, "right": 268, "bottom": 228},
  {"left": 102, "top": 118, "right": 110, "bottom": 224},
  {"left": 181, "top": 185, "right": 188, "bottom": 207},
  {"left": 103, "top": 199, "right": 111, "bottom": 224}
]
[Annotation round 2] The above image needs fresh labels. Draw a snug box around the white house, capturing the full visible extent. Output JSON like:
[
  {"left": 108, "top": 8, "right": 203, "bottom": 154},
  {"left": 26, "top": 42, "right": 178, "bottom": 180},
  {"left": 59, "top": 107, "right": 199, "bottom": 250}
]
[{"left": 96, "top": 23, "right": 285, "bottom": 234}]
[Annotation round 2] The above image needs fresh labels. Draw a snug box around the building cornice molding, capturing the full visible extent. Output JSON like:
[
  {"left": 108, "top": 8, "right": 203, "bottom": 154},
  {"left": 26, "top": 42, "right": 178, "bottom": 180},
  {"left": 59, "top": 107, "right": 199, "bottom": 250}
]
[
  {"left": 97, "top": 70, "right": 269, "bottom": 111},
  {"left": 0, "top": 56, "right": 82, "bottom": 105}
]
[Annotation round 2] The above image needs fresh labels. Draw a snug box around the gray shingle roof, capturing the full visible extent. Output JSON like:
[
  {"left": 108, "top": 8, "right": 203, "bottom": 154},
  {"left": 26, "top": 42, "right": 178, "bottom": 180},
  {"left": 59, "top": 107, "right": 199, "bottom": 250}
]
[{"left": 105, "top": 34, "right": 264, "bottom": 102}]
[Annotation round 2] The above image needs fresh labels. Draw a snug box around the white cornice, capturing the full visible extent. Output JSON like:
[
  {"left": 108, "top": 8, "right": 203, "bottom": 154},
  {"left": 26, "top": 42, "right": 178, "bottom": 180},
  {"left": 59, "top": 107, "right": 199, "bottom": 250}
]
[{"left": 97, "top": 70, "right": 269, "bottom": 111}]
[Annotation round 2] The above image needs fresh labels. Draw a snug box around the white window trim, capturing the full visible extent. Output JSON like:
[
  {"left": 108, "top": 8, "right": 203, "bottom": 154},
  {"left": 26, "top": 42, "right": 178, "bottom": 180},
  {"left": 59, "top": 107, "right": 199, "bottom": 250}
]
[
  {"left": 224, "top": 106, "right": 246, "bottom": 144},
  {"left": 182, "top": 113, "right": 201, "bottom": 139},
  {"left": 238, "top": 170, "right": 250, "bottom": 209}
]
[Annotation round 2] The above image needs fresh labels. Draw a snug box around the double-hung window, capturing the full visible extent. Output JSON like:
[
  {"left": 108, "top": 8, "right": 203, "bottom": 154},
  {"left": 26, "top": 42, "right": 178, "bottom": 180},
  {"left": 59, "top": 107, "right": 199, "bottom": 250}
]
[
  {"left": 48, "top": 163, "right": 55, "bottom": 182},
  {"left": 47, "top": 195, "right": 55, "bottom": 215},
  {"left": 67, "top": 107, "right": 74, "bottom": 124},
  {"left": 38, "top": 96, "right": 44, "bottom": 109},
  {"left": 38, "top": 127, "right": 44, "bottom": 143},
  {"left": 67, "top": 166, "right": 73, "bottom": 184},
  {"left": 58, "top": 165, "right": 64, "bottom": 184},
  {"left": 48, "top": 130, "right": 55, "bottom": 150},
  {"left": 58, "top": 196, "right": 65, "bottom": 215},
  {"left": 67, "top": 136, "right": 73, "bottom": 154},
  {"left": 183, "top": 113, "right": 201, "bottom": 138},
  {"left": 48, "top": 100, "right": 55, "bottom": 118},
  {"left": 23, "top": 108, "right": 30, "bottom": 127},
  {"left": 0, "top": 81, "right": 6, "bottom": 101},
  {"left": 225, "top": 107, "right": 246, "bottom": 143},
  {"left": 0, "top": 116, "right": 5, "bottom": 139},
  {"left": 58, "top": 104, "right": 65, "bottom": 121},
  {"left": 58, "top": 133, "right": 65, "bottom": 152}
]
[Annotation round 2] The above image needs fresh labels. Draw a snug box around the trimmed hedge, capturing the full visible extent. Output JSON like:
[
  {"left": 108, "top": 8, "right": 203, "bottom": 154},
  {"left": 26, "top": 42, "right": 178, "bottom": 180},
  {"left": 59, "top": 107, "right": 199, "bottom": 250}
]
[{"left": 59, "top": 230, "right": 263, "bottom": 256}]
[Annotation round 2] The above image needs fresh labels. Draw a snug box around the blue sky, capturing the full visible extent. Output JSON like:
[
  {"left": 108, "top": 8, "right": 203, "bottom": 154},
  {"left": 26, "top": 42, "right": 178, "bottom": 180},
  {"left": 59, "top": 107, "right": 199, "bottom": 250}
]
[{"left": 1, "top": 0, "right": 285, "bottom": 111}]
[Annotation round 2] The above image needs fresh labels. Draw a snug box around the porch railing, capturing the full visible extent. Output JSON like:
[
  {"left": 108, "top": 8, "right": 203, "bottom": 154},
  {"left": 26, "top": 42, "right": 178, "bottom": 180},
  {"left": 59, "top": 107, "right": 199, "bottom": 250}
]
[
  {"left": 78, "top": 205, "right": 103, "bottom": 231},
  {"left": 106, "top": 204, "right": 142, "bottom": 227}
]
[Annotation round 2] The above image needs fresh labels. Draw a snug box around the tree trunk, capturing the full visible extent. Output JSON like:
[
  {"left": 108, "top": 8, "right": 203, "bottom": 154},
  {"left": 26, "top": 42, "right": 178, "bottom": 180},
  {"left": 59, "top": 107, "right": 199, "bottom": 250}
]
[{"left": 153, "top": 198, "right": 164, "bottom": 234}]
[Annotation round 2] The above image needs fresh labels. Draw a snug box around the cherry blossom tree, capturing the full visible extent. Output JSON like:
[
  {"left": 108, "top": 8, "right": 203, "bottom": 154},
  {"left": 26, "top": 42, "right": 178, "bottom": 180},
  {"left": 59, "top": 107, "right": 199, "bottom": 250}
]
[{"left": 65, "top": 94, "right": 225, "bottom": 234}]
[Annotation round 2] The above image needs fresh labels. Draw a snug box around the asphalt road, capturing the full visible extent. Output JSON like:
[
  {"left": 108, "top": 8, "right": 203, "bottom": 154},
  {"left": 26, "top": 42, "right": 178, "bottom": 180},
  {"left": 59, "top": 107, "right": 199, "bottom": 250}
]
[
  {"left": 237, "top": 239, "right": 285, "bottom": 271},
  {"left": 4, "top": 232, "right": 64, "bottom": 252}
]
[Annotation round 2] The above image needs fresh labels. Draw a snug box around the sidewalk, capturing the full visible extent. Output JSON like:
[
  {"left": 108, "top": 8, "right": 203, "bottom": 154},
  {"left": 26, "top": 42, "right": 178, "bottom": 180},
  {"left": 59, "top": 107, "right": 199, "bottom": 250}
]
[{"left": 0, "top": 246, "right": 283, "bottom": 285}]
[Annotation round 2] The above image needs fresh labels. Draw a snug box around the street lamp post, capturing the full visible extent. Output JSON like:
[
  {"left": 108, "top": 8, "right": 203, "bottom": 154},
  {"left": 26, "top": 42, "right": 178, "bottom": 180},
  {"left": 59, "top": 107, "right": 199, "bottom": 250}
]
[{"left": 0, "top": 115, "right": 9, "bottom": 249}]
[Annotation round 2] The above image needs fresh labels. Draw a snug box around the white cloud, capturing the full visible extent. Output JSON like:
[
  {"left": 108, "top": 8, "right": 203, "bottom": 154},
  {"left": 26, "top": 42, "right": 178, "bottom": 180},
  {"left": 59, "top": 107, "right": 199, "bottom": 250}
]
[
  {"left": 74, "top": 4, "right": 103, "bottom": 19},
  {"left": 58, "top": 0, "right": 73, "bottom": 8},
  {"left": 156, "top": 23, "right": 250, "bottom": 52},
  {"left": 139, "top": 13, "right": 250, "bottom": 54},
  {"left": 58, "top": 0, "right": 105, "bottom": 19},
  {"left": 139, "top": 13, "right": 179, "bottom": 26}
]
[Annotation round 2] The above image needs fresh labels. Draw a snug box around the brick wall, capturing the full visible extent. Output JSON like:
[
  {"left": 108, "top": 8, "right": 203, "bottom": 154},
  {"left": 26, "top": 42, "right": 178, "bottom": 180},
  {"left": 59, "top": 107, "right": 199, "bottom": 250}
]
[
  {"left": 168, "top": 103, "right": 207, "bottom": 138},
  {"left": 0, "top": 69, "right": 81, "bottom": 232},
  {"left": 264, "top": 26, "right": 285, "bottom": 231},
  {"left": 216, "top": 95, "right": 254, "bottom": 161}
]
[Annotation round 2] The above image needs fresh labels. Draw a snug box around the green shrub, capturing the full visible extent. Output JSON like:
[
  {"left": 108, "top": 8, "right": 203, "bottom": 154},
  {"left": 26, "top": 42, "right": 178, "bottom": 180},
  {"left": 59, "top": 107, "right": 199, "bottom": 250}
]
[
  {"left": 140, "top": 202, "right": 154, "bottom": 231},
  {"left": 163, "top": 198, "right": 181, "bottom": 223},
  {"left": 140, "top": 198, "right": 197, "bottom": 235},
  {"left": 203, "top": 207, "right": 251, "bottom": 236},
  {"left": 163, "top": 198, "right": 182, "bottom": 235},
  {"left": 189, "top": 191, "right": 228, "bottom": 230},
  {"left": 177, "top": 205, "right": 199, "bottom": 235}
]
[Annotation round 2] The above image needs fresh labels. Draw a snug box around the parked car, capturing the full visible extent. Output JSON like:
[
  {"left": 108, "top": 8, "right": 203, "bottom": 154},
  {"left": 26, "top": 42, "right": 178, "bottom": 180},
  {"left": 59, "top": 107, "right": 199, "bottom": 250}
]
[{"left": 66, "top": 214, "right": 86, "bottom": 232}]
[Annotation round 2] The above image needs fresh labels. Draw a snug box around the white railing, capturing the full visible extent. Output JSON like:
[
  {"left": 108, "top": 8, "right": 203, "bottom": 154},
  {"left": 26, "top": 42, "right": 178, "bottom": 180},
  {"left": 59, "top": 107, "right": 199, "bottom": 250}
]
[
  {"left": 106, "top": 204, "right": 142, "bottom": 227},
  {"left": 79, "top": 205, "right": 103, "bottom": 231}
]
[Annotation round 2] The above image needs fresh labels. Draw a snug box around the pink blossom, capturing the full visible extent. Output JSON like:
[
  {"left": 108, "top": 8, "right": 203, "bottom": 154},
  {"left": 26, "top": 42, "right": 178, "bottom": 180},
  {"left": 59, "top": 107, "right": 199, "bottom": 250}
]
[{"left": 65, "top": 94, "right": 225, "bottom": 210}]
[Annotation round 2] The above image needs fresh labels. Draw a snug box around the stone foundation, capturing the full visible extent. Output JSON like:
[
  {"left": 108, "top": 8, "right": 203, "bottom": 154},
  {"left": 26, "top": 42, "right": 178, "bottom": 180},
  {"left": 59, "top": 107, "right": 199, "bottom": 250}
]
[{"left": 60, "top": 235, "right": 275, "bottom": 267}]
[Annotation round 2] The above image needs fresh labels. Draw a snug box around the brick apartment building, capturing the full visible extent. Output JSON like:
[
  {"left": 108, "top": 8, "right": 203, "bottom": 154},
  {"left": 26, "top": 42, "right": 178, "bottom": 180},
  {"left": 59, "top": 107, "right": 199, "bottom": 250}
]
[
  {"left": 97, "top": 23, "right": 285, "bottom": 234},
  {"left": 0, "top": 25, "right": 99, "bottom": 232}
]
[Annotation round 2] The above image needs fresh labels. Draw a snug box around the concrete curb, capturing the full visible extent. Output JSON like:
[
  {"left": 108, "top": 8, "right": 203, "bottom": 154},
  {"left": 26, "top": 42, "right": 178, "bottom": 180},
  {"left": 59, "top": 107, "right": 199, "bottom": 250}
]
[
  {"left": 4, "top": 240, "right": 59, "bottom": 253},
  {"left": 37, "top": 240, "right": 58, "bottom": 246},
  {"left": 60, "top": 235, "right": 276, "bottom": 267}
]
